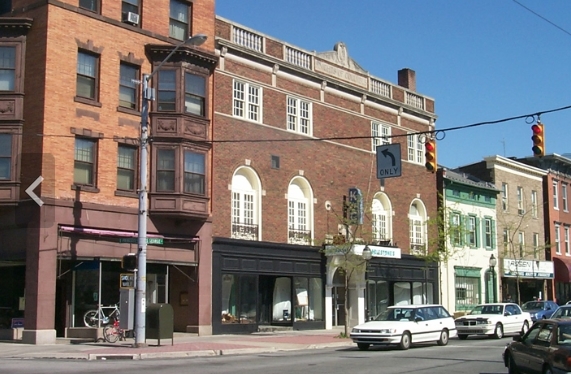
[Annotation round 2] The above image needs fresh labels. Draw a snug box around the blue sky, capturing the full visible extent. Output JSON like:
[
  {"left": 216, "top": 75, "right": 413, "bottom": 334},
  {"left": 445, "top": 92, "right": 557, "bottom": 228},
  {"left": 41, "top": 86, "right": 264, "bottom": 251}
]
[{"left": 215, "top": 0, "right": 571, "bottom": 168}]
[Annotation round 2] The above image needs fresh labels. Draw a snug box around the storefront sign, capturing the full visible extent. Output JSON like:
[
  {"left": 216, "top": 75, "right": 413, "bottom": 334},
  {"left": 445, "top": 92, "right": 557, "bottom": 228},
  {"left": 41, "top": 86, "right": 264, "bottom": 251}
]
[
  {"left": 503, "top": 259, "right": 554, "bottom": 279},
  {"left": 325, "top": 244, "right": 401, "bottom": 259},
  {"left": 11, "top": 318, "right": 24, "bottom": 329}
]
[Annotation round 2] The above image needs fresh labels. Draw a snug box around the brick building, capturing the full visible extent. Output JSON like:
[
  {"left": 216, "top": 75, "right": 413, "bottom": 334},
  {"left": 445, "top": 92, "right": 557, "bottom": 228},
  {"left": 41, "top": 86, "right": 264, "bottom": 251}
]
[
  {"left": 0, "top": 0, "right": 218, "bottom": 343},
  {"left": 211, "top": 17, "right": 439, "bottom": 333}
]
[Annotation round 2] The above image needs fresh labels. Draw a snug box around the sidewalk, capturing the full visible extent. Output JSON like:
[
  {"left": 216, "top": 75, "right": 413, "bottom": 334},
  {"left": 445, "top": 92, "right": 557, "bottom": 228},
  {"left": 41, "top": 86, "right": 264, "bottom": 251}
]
[{"left": 0, "top": 327, "right": 354, "bottom": 360}]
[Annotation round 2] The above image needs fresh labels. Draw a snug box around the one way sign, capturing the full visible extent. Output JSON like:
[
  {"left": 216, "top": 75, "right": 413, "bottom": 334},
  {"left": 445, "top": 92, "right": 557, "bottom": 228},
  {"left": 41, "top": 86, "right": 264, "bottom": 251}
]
[{"left": 376, "top": 144, "right": 402, "bottom": 179}]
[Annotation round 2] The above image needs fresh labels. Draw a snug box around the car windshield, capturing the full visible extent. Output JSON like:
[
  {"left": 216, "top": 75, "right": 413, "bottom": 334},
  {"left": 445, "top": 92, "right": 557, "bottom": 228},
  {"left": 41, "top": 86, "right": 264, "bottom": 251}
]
[
  {"left": 469, "top": 305, "right": 503, "bottom": 315},
  {"left": 522, "top": 302, "right": 544, "bottom": 311},
  {"left": 374, "top": 308, "right": 417, "bottom": 321},
  {"left": 552, "top": 307, "right": 571, "bottom": 319},
  {"left": 559, "top": 324, "right": 571, "bottom": 345}
]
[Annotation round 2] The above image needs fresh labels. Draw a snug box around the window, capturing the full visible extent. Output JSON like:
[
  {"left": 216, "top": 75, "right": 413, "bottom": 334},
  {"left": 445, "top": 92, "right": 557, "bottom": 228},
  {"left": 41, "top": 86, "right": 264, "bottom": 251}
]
[
  {"left": 517, "top": 186, "right": 524, "bottom": 214},
  {"left": 231, "top": 167, "right": 261, "bottom": 241},
  {"left": 531, "top": 190, "right": 538, "bottom": 218},
  {"left": 409, "top": 201, "right": 425, "bottom": 253},
  {"left": 501, "top": 183, "right": 508, "bottom": 211},
  {"left": 122, "top": 0, "right": 139, "bottom": 22},
  {"left": 566, "top": 227, "right": 570, "bottom": 256},
  {"left": 451, "top": 212, "right": 462, "bottom": 247},
  {"left": 288, "top": 178, "right": 313, "bottom": 245},
  {"left": 407, "top": 134, "right": 423, "bottom": 164},
  {"left": 0, "top": 46, "right": 15, "bottom": 91},
  {"left": 484, "top": 217, "right": 493, "bottom": 248},
  {"left": 76, "top": 51, "right": 99, "bottom": 100},
  {"left": 455, "top": 276, "right": 480, "bottom": 311},
  {"left": 233, "top": 80, "right": 261, "bottom": 122},
  {"left": 371, "top": 193, "right": 392, "bottom": 243},
  {"left": 371, "top": 121, "right": 390, "bottom": 151},
  {"left": 117, "top": 145, "right": 137, "bottom": 191},
  {"left": 184, "top": 73, "right": 205, "bottom": 116},
  {"left": 533, "top": 232, "right": 539, "bottom": 259},
  {"left": 183, "top": 151, "right": 205, "bottom": 194},
  {"left": 555, "top": 224, "right": 561, "bottom": 254},
  {"left": 518, "top": 231, "right": 525, "bottom": 257},
  {"left": 466, "top": 216, "right": 477, "bottom": 247},
  {"left": 157, "top": 149, "right": 175, "bottom": 191},
  {"left": 554, "top": 181, "right": 559, "bottom": 210},
  {"left": 157, "top": 70, "right": 176, "bottom": 111},
  {"left": 119, "top": 62, "right": 139, "bottom": 110},
  {"left": 287, "top": 96, "right": 312, "bottom": 135},
  {"left": 74, "top": 138, "right": 97, "bottom": 186},
  {"left": 169, "top": 0, "right": 190, "bottom": 41},
  {"left": 563, "top": 184, "right": 568, "bottom": 212},
  {"left": 221, "top": 274, "right": 257, "bottom": 324},
  {"left": 79, "top": 0, "right": 99, "bottom": 12},
  {"left": 503, "top": 228, "right": 510, "bottom": 251},
  {"left": 0, "top": 134, "right": 11, "bottom": 179}
]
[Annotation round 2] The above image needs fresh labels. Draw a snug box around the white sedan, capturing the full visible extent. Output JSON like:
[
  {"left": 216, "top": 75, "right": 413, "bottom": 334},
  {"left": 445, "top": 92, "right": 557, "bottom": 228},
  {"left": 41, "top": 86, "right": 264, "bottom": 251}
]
[
  {"left": 350, "top": 305, "right": 457, "bottom": 350},
  {"left": 454, "top": 303, "right": 531, "bottom": 339}
]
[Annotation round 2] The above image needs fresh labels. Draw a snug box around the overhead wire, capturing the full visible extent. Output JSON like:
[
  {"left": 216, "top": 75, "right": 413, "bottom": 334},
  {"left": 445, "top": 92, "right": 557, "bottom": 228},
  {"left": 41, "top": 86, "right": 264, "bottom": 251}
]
[{"left": 511, "top": 0, "right": 571, "bottom": 37}]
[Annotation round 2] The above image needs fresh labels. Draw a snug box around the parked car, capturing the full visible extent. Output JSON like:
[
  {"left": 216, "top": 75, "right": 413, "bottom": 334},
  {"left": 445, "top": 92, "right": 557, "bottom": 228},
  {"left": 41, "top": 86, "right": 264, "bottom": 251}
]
[
  {"left": 454, "top": 303, "right": 531, "bottom": 340},
  {"left": 551, "top": 305, "right": 571, "bottom": 319},
  {"left": 349, "top": 304, "right": 457, "bottom": 351},
  {"left": 503, "top": 318, "right": 571, "bottom": 374},
  {"left": 521, "top": 300, "right": 559, "bottom": 321}
]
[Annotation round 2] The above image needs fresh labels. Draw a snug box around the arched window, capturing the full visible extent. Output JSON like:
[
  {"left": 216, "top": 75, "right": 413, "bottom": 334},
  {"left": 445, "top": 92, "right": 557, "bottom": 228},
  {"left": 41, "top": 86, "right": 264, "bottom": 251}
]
[
  {"left": 231, "top": 167, "right": 262, "bottom": 240},
  {"left": 287, "top": 177, "right": 313, "bottom": 245},
  {"left": 409, "top": 200, "right": 427, "bottom": 254},
  {"left": 372, "top": 192, "right": 393, "bottom": 244}
]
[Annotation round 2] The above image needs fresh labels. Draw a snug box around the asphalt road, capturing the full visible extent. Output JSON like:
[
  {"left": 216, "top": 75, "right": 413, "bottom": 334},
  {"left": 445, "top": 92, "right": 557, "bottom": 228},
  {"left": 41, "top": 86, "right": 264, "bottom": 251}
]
[{"left": 0, "top": 336, "right": 509, "bottom": 374}]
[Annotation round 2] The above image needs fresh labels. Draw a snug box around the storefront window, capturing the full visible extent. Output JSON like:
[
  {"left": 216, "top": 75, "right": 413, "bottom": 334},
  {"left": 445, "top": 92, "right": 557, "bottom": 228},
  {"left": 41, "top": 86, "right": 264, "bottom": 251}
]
[
  {"left": 394, "top": 281, "right": 434, "bottom": 306},
  {"left": 221, "top": 274, "right": 257, "bottom": 324},
  {"left": 294, "top": 277, "right": 323, "bottom": 322},
  {"left": 367, "top": 280, "right": 389, "bottom": 318},
  {"left": 273, "top": 277, "right": 291, "bottom": 322}
]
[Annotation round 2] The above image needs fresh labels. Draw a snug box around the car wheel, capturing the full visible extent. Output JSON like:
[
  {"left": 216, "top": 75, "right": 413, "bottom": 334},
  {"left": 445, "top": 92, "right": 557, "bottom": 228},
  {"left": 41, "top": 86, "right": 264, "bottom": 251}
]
[
  {"left": 493, "top": 323, "right": 504, "bottom": 339},
  {"left": 543, "top": 365, "right": 553, "bottom": 374},
  {"left": 437, "top": 329, "right": 449, "bottom": 346},
  {"left": 457, "top": 334, "right": 468, "bottom": 340},
  {"left": 521, "top": 321, "right": 530, "bottom": 335},
  {"left": 357, "top": 343, "right": 370, "bottom": 351},
  {"left": 506, "top": 353, "right": 520, "bottom": 374},
  {"left": 399, "top": 332, "right": 411, "bottom": 350}
]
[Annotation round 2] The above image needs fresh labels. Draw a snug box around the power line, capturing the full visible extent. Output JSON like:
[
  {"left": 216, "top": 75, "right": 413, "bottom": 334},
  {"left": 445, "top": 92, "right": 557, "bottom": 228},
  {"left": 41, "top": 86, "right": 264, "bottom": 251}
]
[{"left": 511, "top": 0, "right": 571, "bottom": 37}]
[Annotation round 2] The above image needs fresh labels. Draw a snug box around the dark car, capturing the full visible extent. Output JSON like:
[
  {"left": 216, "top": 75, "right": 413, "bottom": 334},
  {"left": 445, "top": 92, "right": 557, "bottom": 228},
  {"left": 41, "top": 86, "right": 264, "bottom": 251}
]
[
  {"left": 504, "top": 319, "right": 571, "bottom": 374},
  {"left": 552, "top": 305, "right": 571, "bottom": 319},
  {"left": 521, "top": 300, "right": 559, "bottom": 322}
]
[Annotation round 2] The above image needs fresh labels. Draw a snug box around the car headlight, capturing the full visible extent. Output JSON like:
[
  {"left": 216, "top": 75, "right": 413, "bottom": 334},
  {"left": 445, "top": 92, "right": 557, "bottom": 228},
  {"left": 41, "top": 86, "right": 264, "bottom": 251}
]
[
  {"left": 352, "top": 328, "right": 359, "bottom": 333},
  {"left": 379, "top": 329, "right": 397, "bottom": 334}
]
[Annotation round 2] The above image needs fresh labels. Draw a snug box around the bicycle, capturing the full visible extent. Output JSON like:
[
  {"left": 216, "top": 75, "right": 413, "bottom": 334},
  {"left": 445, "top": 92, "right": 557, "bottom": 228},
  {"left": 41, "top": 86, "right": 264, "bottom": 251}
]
[
  {"left": 84, "top": 304, "right": 120, "bottom": 328},
  {"left": 103, "top": 319, "right": 125, "bottom": 343}
]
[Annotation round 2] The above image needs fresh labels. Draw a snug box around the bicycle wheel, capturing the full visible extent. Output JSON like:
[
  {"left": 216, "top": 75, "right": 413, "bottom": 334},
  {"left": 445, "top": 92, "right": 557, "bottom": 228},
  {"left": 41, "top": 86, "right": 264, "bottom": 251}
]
[
  {"left": 103, "top": 326, "right": 119, "bottom": 343},
  {"left": 84, "top": 310, "right": 99, "bottom": 328}
]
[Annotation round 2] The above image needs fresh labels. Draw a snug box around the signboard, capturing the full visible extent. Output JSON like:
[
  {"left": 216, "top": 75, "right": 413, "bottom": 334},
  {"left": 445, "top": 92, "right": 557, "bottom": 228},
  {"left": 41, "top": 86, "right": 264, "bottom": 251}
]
[
  {"left": 502, "top": 259, "right": 554, "bottom": 279},
  {"left": 324, "top": 244, "right": 401, "bottom": 259},
  {"left": 376, "top": 144, "right": 402, "bottom": 179},
  {"left": 120, "top": 273, "right": 135, "bottom": 289},
  {"left": 119, "top": 237, "right": 163, "bottom": 245},
  {"left": 11, "top": 318, "right": 24, "bottom": 329},
  {"left": 348, "top": 188, "right": 363, "bottom": 224}
]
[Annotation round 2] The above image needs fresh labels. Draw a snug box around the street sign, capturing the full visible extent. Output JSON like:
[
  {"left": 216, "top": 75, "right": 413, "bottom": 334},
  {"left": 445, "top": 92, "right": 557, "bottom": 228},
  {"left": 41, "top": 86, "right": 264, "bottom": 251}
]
[
  {"left": 120, "top": 273, "right": 135, "bottom": 289},
  {"left": 119, "top": 237, "right": 163, "bottom": 245},
  {"left": 348, "top": 188, "right": 364, "bottom": 224},
  {"left": 376, "top": 144, "right": 402, "bottom": 179}
]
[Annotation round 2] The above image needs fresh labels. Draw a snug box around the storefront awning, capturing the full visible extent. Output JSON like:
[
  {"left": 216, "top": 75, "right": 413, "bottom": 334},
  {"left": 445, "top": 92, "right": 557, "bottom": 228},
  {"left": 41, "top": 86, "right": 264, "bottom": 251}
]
[
  {"left": 58, "top": 225, "right": 198, "bottom": 243},
  {"left": 554, "top": 257, "right": 571, "bottom": 282}
]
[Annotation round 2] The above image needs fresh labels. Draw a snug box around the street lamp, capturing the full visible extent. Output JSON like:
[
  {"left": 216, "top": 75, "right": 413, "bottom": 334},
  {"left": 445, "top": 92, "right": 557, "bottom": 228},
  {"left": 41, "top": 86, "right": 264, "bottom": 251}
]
[
  {"left": 489, "top": 254, "right": 497, "bottom": 303},
  {"left": 135, "top": 33, "right": 207, "bottom": 347}
]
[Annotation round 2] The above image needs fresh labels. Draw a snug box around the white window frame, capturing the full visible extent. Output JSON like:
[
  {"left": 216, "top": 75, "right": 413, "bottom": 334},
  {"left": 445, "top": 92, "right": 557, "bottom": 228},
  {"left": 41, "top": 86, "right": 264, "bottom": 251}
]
[
  {"left": 287, "top": 178, "right": 313, "bottom": 245},
  {"left": 566, "top": 227, "right": 570, "bottom": 256},
  {"left": 287, "top": 96, "right": 312, "bottom": 135},
  {"left": 407, "top": 133, "right": 423, "bottom": 164},
  {"left": 531, "top": 190, "right": 538, "bottom": 218},
  {"left": 409, "top": 201, "right": 426, "bottom": 254},
  {"left": 501, "top": 183, "right": 508, "bottom": 212},
  {"left": 231, "top": 168, "right": 262, "bottom": 241},
  {"left": 371, "top": 121, "right": 390, "bottom": 151},
  {"left": 554, "top": 181, "right": 559, "bottom": 210},
  {"left": 233, "top": 79, "right": 262, "bottom": 122},
  {"left": 518, "top": 231, "right": 525, "bottom": 257},
  {"left": 517, "top": 186, "right": 523, "bottom": 213},
  {"left": 484, "top": 218, "right": 492, "bottom": 248},
  {"left": 466, "top": 216, "right": 477, "bottom": 247},
  {"left": 533, "top": 232, "right": 539, "bottom": 259},
  {"left": 555, "top": 224, "right": 561, "bottom": 254},
  {"left": 563, "top": 184, "right": 568, "bottom": 212}
]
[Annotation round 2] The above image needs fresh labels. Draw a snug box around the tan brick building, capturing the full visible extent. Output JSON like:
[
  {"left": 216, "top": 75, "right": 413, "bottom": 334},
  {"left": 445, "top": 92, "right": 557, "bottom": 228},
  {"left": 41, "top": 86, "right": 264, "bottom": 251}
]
[
  {"left": 211, "top": 17, "right": 439, "bottom": 333},
  {"left": 0, "top": 0, "right": 217, "bottom": 343}
]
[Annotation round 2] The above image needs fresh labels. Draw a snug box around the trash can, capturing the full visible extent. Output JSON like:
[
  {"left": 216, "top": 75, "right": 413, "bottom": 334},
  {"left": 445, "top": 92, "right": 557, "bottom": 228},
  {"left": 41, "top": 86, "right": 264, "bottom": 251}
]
[{"left": 146, "top": 303, "right": 174, "bottom": 346}]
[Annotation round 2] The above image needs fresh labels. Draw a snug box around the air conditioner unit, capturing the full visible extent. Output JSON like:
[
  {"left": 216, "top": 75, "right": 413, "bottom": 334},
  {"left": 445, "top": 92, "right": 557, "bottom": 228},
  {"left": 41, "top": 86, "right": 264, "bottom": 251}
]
[
  {"left": 518, "top": 209, "right": 525, "bottom": 215},
  {"left": 124, "top": 12, "right": 140, "bottom": 25}
]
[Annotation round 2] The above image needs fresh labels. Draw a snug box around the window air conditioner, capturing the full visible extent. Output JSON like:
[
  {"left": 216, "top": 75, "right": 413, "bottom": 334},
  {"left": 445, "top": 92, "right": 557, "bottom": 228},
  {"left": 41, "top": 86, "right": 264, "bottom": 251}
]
[
  {"left": 124, "top": 12, "right": 140, "bottom": 25},
  {"left": 518, "top": 209, "right": 525, "bottom": 215}
]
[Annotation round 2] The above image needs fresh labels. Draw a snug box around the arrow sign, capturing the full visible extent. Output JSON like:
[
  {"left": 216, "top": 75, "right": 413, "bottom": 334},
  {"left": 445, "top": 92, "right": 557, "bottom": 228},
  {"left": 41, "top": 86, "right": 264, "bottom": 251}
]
[
  {"left": 376, "top": 144, "right": 402, "bottom": 179},
  {"left": 25, "top": 176, "right": 44, "bottom": 206}
]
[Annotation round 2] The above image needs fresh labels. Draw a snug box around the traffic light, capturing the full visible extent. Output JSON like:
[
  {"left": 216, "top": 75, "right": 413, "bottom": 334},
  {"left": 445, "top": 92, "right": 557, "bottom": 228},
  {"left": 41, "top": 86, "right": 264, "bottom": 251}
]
[
  {"left": 122, "top": 253, "right": 137, "bottom": 271},
  {"left": 425, "top": 138, "right": 437, "bottom": 173},
  {"left": 531, "top": 123, "right": 545, "bottom": 157}
]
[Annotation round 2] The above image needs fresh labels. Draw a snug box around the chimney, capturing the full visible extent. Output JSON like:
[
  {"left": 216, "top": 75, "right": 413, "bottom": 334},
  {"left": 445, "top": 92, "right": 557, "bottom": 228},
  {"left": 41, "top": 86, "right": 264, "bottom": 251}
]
[{"left": 398, "top": 68, "right": 416, "bottom": 91}]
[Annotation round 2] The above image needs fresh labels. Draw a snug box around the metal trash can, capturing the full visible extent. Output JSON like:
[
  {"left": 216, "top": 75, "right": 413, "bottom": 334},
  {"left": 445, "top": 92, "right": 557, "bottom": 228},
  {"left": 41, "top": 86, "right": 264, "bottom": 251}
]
[{"left": 146, "top": 303, "right": 174, "bottom": 346}]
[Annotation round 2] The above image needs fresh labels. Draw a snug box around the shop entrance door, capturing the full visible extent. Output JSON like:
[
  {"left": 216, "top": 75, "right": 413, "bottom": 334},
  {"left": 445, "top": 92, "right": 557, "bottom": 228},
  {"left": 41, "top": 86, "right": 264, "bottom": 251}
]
[{"left": 332, "top": 286, "right": 346, "bottom": 327}]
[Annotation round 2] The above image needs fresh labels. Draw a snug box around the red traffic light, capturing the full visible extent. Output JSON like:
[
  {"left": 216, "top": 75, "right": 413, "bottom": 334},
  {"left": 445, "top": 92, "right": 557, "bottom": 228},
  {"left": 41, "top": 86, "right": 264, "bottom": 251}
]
[
  {"left": 531, "top": 123, "right": 545, "bottom": 157},
  {"left": 424, "top": 139, "right": 437, "bottom": 172}
]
